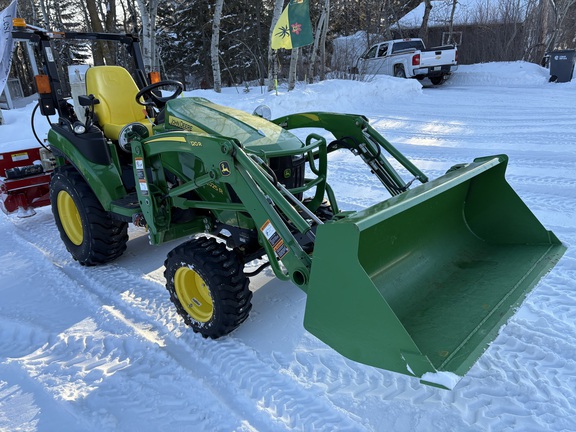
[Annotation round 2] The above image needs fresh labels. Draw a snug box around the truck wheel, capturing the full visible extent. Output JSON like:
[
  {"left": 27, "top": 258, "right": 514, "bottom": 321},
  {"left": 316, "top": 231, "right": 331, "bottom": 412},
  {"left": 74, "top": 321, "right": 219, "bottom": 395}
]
[
  {"left": 50, "top": 167, "right": 128, "bottom": 265},
  {"left": 430, "top": 76, "right": 444, "bottom": 85},
  {"left": 164, "top": 236, "right": 252, "bottom": 339},
  {"left": 394, "top": 65, "right": 406, "bottom": 78}
]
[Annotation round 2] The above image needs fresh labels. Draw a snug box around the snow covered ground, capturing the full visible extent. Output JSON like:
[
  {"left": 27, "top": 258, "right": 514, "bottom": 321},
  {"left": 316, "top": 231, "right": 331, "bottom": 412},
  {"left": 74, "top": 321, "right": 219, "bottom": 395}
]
[{"left": 1, "top": 62, "right": 575, "bottom": 431}]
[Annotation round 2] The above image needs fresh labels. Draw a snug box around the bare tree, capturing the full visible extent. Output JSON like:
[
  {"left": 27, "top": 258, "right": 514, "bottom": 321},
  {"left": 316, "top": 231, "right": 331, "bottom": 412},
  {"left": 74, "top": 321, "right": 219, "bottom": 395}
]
[
  {"left": 211, "top": 0, "right": 224, "bottom": 92},
  {"left": 86, "top": 0, "right": 113, "bottom": 64},
  {"left": 267, "top": 0, "right": 285, "bottom": 91},
  {"left": 318, "top": 0, "right": 330, "bottom": 80},
  {"left": 38, "top": 0, "right": 51, "bottom": 27},
  {"left": 419, "top": 0, "right": 433, "bottom": 45},
  {"left": 546, "top": 0, "right": 576, "bottom": 51},
  {"left": 135, "top": 0, "right": 160, "bottom": 72},
  {"left": 288, "top": 47, "right": 298, "bottom": 90},
  {"left": 307, "top": 0, "right": 328, "bottom": 83},
  {"left": 523, "top": 0, "right": 554, "bottom": 61},
  {"left": 447, "top": 0, "right": 458, "bottom": 45},
  {"left": 119, "top": 0, "right": 140, "bottom": 34}
]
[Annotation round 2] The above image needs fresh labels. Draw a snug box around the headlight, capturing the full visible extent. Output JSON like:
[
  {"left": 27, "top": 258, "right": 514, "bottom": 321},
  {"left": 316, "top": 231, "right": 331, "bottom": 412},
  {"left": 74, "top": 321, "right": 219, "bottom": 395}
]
[
  {"left": 73, "top": 122, "right": 86, "bottom": 134},
  {"left": 118, "top": 123, "right": 150, "bottom": 153}
]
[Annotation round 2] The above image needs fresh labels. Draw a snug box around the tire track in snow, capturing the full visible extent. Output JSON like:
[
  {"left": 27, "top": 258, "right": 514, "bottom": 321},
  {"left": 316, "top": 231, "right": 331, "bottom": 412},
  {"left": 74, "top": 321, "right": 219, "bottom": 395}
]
[
  {"left": 0, "top": 320, "right": 50, "bottom": 360},
  {"left": 393, "top": 147, "right": 576, "bottom": 173},
  {"left": 3, "top": 214, "right": 248, "bottom": 432},
  {"left": 0, "top": 379, "right": 40, "bottom": 432},
  {"left": 265, "top": 237, "right": 576, "bottom": 430},
  {"left": 270, "top": 337, "right": 484, "bottom": 431},
  {"left": 269, "top": 296, "right": 576, "bottom": 431},
  {"left": 459, "top": 318, "right": 576, "bottom": 431},
  {"left": 8, "top": 209, "right": 367, "bottom": 432}
]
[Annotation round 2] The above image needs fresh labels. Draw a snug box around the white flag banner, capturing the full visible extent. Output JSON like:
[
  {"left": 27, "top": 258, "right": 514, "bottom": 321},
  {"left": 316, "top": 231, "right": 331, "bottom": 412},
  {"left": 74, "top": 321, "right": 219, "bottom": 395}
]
[{"left": 0, "top": 0, "right": 18, "bottom": 96}]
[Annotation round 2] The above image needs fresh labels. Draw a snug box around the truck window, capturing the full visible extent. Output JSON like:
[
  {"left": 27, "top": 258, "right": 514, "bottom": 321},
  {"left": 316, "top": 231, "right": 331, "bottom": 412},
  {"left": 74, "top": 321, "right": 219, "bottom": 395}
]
[
  {"left": 391, "top": 40, "right": 425, "bottom": 54},
  {"left": 377, "top": 45, "right": 388, "bottom": 57},
  {"left": 363, "top": 46, "right": 378, "bottom": 59}
]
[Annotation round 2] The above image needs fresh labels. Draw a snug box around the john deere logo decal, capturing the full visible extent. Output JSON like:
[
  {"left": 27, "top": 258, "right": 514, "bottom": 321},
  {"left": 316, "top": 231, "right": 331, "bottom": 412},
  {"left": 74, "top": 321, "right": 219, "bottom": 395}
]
[{"left": 220, "top": 161, "right": 231, "bottom": 176}]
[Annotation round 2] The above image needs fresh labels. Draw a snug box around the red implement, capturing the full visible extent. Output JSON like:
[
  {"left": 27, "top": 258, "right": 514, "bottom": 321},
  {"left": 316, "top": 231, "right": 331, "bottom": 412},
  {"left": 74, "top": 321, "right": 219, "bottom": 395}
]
[{"left": 0, "top": 147, "right": 52, "bottom": 217}]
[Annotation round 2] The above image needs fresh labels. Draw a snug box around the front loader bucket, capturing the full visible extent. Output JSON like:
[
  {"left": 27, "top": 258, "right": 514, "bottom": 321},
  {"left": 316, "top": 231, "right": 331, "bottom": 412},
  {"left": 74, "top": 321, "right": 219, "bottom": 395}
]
[{"left": 304, "top": 155, "right": 566, "bottom": 388}]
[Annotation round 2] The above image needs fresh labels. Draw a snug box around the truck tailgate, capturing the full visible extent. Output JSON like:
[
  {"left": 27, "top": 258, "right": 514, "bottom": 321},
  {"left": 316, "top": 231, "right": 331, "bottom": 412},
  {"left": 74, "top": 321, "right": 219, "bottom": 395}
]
[{"left": 420, "top": 47, "right": 457, "bottom": 67}]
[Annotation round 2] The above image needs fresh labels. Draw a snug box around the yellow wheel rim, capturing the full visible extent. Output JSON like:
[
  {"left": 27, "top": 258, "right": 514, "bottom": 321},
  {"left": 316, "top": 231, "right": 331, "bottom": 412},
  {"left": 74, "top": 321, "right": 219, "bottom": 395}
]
[
  {"left": 174, "top": 267, "right": 213, "bottom": 322},
  {"left": 57, "top": 191, "right": 83, "bottom": 246}
]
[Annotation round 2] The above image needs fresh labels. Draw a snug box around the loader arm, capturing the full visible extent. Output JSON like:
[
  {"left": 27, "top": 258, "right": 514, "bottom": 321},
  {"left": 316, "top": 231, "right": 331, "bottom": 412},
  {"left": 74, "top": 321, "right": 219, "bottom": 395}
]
[
  {"left": 272, "top": 112, "right": 429, "bottom": 196},
  {"left": 130, "top": 131, "right": 317, "bottom": 288},
  {"left": 131, "top": 116, "right": 566, "bottom": 389}
]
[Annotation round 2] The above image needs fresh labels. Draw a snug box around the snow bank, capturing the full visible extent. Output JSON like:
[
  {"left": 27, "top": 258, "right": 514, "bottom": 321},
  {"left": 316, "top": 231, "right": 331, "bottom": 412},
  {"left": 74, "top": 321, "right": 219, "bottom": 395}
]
[
  {"left": 447, "top": 61, "right": 551, "bottom": 87},
  {"left": 184, "top": 77, "right": 422, "bottom": 119},
  {"left": 265, "top": 78, "right": 422, "bottom": 116},
  {"left": 0, "top": 102, "right": 54, "bottom": 152},
  {"left": 331, "top": 31, "right": 374, "bottom": 71}
]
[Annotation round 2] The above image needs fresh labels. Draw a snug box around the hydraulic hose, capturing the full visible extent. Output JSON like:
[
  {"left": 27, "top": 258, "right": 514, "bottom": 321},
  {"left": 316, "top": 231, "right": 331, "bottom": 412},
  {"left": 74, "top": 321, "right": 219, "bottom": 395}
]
[{"left": 30, "top": 102, "right": 51, "bottom": 151}]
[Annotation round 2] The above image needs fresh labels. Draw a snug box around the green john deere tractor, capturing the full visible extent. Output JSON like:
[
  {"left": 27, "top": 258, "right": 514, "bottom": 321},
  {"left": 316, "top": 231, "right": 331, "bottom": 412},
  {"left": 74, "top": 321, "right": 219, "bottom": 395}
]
[{"left": 14, "top": 24, "right": 565, "bottom": 389}]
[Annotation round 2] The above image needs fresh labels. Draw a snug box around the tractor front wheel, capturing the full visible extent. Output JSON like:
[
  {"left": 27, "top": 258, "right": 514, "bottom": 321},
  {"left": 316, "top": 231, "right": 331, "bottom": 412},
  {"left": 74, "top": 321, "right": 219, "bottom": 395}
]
[
  {"left": 164, "top": 237, "right": 252, "bottom": 338},
  {"left": 50, "top": 167, "right": 128, "bottom": 265}
]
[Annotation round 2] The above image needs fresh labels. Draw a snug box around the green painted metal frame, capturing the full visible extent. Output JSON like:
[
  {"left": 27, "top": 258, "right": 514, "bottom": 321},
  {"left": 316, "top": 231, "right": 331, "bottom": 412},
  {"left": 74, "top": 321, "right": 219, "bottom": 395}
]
[
  {"left": 46, "top": 90, "right": 567, "bottom": 389},
  {"left": 48, "top": 129, "right": 127, "bottom": 210},
  {"left": 303, "top": 154, "right": 566, "bottom": 387}
]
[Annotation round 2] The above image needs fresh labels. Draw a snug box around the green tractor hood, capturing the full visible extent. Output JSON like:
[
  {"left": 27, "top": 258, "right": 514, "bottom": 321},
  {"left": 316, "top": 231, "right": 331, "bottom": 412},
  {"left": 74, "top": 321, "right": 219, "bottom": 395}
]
[{"left": 164, "top": 97, "right": 303, "bottom": 153}]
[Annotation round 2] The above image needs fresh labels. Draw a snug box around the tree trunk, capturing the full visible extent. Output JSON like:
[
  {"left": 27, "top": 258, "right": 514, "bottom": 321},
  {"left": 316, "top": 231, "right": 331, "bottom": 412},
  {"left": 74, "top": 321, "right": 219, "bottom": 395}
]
[
  {"left": 308, "top": 0, "right": 331, "bottom": 83},
  {"left": 78, "top": 0, "right": 91, "bottom": 34},
  {"left": 307, "top": 9, "right": 326, "bottom": 83},
  {"left": 255, "top": 0, "right": 265, "bottom": 86},
  {"left": 86, "top": 0, "right": 112, "bottom": 65},
  {"left": 419, "top": 0, "right": 433, "bottom": 45},
  {"left": 38, "top": 0, "right": 50, "bottom": 28},
  {"left": 544, "top": 0, "right": 576, "bottom": 54},
  {"left": 135, "top": 0, "right": 160, "bottom": 72},
  {"left": 267, "top": 0, "right": 284, "bottom": 91},
  {"left": 319, "top": 0, "right": 330, "bottom": 81},
  {"left": 288, "top": 47, "right": 299, "bottom": 91},
  {"left": 105, "top": 1, "right": 117, "bottom": 61},
  {"left": 119, "top": 0, "right": 139, "bottom": 34},
  {"left": 447, "top": 0, "right": 458, "bottom": 45},
  {"left": 211, "top": 0, "right": 224, "bottom": 92}
]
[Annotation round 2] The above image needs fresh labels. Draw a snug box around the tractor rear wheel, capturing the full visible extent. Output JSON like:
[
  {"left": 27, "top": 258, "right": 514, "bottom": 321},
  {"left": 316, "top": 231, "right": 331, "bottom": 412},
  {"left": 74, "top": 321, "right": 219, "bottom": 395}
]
[
  {"left": 164, "top": 236, "right": 252, "bottom": 338},
  {"left": 50, "top": 167, "right": 128, "bottom": 265}
]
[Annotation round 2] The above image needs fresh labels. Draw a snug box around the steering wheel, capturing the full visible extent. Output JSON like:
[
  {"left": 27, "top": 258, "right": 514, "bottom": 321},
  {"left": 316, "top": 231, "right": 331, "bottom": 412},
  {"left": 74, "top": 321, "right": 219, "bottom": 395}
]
[{"left": 135, "top": 80, "right": 184, "bottom": 108}]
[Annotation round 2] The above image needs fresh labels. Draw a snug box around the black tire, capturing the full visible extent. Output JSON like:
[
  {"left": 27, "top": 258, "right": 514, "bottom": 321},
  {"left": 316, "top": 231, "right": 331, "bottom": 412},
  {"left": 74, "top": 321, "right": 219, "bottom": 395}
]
[
  {"left": 394, "top": 65, "right": 406, "bottom": 78},
  {"left": 430, "top": 76, "right": 444, "bottom": 85},
  {"left": 164, "top": 236, "right": 252, "bottom": 339},
  {"left": 50, "top": 166, "right": 128, "bottom": 265}
]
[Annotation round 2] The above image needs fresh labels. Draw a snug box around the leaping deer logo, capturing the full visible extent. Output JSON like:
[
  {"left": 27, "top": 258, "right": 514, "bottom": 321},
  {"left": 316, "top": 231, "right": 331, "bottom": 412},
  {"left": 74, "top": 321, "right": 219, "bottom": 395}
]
[{"left": 220, "top": 161, "right": 231, "bottom": 176}]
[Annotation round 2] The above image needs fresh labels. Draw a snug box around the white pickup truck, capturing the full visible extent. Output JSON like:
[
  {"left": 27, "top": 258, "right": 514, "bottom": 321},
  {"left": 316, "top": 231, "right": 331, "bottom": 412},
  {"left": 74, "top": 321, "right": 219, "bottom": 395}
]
[{"left": 356, "top": 38, "right": 458, "bottom": 85}]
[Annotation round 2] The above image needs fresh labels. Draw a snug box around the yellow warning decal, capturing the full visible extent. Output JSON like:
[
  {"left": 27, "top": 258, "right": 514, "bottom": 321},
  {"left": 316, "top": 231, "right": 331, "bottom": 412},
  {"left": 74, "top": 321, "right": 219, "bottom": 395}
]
[
  {"left": 260, "top": 219, "right": 289, "bottom": 259},
  {"left": 11, "top": 152, "right": 29, "bottom": 162}
]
